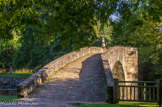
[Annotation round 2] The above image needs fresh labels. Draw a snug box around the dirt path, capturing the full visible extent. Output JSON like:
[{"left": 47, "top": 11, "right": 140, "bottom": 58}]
[{"left": 8, "top": 54, "right": 106, "bottom": 107}]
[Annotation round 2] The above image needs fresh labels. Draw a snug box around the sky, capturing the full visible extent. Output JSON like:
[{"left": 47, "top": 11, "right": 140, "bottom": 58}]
[{"left": 110, "top": 14, "right": 120, "bottom": 21}]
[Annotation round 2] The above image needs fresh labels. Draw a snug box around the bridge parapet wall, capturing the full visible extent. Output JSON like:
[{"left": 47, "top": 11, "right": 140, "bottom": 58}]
[
  {"left": 101, "top": 46, "right": 138, "bottom": 86},
  {"left": 17, "top": 47, "right": 104, "bottom": 98},
  {"left": 101, "top": 46, "right": 138, "bottom": 103}
]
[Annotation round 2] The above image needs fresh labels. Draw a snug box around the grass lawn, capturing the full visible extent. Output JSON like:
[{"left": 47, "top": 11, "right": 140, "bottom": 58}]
[
  {"left": 0, "top": 72, "right": 33, "bottom": 79},
  {"left": 0, "top": 96, "right": 18, "bottom": 102},
  {"left": 78, "top": 102, "right": 159, "bottom": 107}
]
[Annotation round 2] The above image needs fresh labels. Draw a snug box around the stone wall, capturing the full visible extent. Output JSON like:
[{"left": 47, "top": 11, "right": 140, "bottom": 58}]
[
  {"left": 0, "top": 89, "right": 17, "bottom": 96},
  {"left": 101, "top": 46, "right": 138, "bottom": 103},
  {"left": 17, "top": 47, "right": 104, "bottom": 98},
  {"left": 101, "top": 46, "right": 138, "bottom": 85}
]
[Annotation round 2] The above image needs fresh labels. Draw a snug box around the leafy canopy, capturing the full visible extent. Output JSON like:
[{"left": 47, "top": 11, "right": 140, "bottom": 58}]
[{"left": 0, "top": 0, "right": 119, "bottom": 49}]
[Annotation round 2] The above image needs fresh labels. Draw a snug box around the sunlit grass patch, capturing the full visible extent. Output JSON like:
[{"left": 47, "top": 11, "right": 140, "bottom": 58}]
[
  {"left": 0, "top": 96, "right": 18, "bottom": 102},
  {"left": 77, "top": 102, "right": 159, "bottom": 107},
  {"left": 0, "top": 73, "right": 33, "bottom": 79},
  {"left": 119, "top": 102, "right": 158, "bottom": 107}
]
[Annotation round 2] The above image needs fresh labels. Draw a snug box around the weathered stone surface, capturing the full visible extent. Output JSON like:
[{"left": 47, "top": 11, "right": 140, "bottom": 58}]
[
  {"left": 17, "top": 47, "right": 104, "bottom": 98},
  {"left": 0, "top": 89, "right": 17, "bottom": 96},
  {"left": 0, "top": 77, "right": 23, "bottom": 96},
  {"left": 0, "top": 77, "right": 24, "bottom": 89},
  {"left": 9, "top": 54, "right": 106, "bottom": 107},
  {"left": 101, "top": 46, "right": 138, "bottom": 103},
  {"left": 101, "top": 46, "right": 138, "bottom": 85}
]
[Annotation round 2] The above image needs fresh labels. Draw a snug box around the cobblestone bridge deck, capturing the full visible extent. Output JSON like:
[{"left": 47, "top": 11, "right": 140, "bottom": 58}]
[{"left": 12, "top": 54, "right": 105, "bottom": 107}]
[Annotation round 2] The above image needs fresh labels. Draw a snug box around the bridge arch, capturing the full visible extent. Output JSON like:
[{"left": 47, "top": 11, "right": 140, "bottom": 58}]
[
  {"left": 101, "top": 46, "right": 138, "bottom": 86},
  {"left": 112, "top": 61, "right": 125, "bottom": 81}
]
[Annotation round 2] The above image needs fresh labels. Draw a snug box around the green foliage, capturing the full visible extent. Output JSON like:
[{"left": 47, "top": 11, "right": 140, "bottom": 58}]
[
  {"left": 0, "top": 34, "right": 19, "bottom": 71},
  {"left": 111, "top": 0, "right": 162, "bottom": 80},
  {"left": 0, "top": 0, "right": 119, "bottom": 70},
  {"left": 11, "top": 25, "right": 72, "bottom": 70},
  {"left": 0, "top": 0, "right": 161, "bottom": 81},
  {"left": 10, "top": 5, "right": 72, "bottom": 70},
  {"left": 0, "top": 0, "right": 120, "bottom": 48},
  {"left": 96, "top": 20, "right": 113, "bottom": 46},
  {"left": 154, "top": 47, "right": 162, "bottom": 79}
]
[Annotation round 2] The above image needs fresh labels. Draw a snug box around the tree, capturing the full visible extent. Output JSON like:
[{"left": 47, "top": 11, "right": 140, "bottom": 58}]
[
  {"left": 11, "top": 6, "right": 73, "bottom": 70},
  {"left": 111, "top": 0, "right": 162, "bottom": 80},
  {"left": 0, "top": 0, "right": 161, "bottom": 80},
  {"left": 0, "top": 34, "right": 19, "bottom": 72},
  {"left": 0, "top": 0, "right": 119, "bottom": 49},
  {"left": 96, "top": 20, "right": 113, "bottom": 47}
]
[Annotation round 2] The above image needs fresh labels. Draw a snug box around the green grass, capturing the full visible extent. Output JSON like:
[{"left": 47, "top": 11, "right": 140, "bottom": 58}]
[
  {"left": 0, "top": 96, "right": 18, "bottom": 102},
  {"left": 0, "top": 72, "right": 33, "bottom": 79},
  {"left": 77, "top": 102, "right": 159, "bottom": 107}
]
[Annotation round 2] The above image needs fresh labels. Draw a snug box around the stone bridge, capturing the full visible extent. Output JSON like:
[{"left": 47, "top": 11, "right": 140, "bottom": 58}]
[
  {"left": 16, "top": 46, "right": 138, "bottom": 107},
  {"left": 102, "top": 46, "right": 138, "bottom": 86}
]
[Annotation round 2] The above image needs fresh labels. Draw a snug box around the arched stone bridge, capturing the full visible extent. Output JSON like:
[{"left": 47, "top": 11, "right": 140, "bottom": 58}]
[{"left": 16, "top": 46, "right": 138, "bottom": 107}]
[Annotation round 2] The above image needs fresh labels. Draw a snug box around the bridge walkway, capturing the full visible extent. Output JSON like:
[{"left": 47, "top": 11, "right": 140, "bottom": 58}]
[{"left": 15, "top": 54, "right": 105, "bottom": 107}]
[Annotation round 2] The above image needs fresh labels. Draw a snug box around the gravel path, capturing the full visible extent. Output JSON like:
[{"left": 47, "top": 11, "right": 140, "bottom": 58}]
[{"left": 4, "top": 54, "right": 106, "bottom": 107}]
